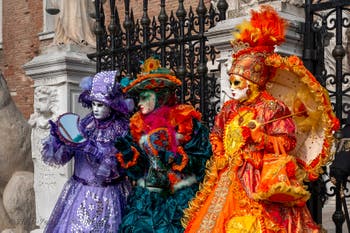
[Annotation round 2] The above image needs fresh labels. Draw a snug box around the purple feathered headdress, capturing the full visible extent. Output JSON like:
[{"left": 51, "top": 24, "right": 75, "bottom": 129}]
[{"left": 78, "top": 70, "right": 134, "bottom": 115}]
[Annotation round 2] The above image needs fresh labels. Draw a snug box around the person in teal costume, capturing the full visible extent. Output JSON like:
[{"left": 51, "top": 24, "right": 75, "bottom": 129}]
[{"left": 115, "top": 57, "right": 212, "bottom": 232}]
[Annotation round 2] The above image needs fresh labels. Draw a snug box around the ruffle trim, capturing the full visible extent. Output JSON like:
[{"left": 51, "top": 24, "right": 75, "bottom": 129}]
[
  {"left": 116, "top": 146, "right": 140, "bottom": 169},
  {"left": 253, "top": 182, "right": 310, "bottom": 207},
  {"left": 130, "top": 104, "right": 201, "bottom": 144},
  {"left": 182, "top": 155, "right": 227, "bottom": 228},
  {"left": 182, "top": 129, "right": 245, "bottom": 228}
]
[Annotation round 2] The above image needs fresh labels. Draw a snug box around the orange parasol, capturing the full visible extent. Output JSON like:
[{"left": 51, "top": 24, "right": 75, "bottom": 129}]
[{"left": 264, "top": 53, "right": 339, "bottom": 181}]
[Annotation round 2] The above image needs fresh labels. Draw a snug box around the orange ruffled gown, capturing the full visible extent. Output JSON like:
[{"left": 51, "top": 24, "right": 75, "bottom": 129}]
[{"left": 183, "top": 91, "right": 320, "bottom": 233}]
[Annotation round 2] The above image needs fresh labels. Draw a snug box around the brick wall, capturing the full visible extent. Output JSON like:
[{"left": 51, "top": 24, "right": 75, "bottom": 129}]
[
  {"left": 1, "top": 0, "right": 212, "bottom": 119},
  {"left": 2, "top": 0, "right": 43, "bottom": 119}
]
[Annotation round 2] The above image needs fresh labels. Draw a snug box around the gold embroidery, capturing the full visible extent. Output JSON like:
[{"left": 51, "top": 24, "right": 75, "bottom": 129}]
[{"left": 198, "top": 168, "right": 232, "bottom": 232}]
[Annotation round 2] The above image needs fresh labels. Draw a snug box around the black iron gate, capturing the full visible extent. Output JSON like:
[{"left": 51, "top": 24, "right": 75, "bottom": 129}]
[
  {"left": 304, "top": 1, "right": 350, "bottom": 232},
  {"left": 88, "top": 0, "right": 228, "bottom": 127}
]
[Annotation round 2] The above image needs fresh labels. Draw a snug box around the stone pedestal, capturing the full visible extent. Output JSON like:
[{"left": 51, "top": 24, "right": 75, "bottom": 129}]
[
  {"left": 24, "top": 44, "right": 95, "bottom": 232},
  {"left": 225, "top": 0, "right": 304, "bottom": 19},
  {"left": 206, "top": 2, "right": 304, "bottom": 105}
]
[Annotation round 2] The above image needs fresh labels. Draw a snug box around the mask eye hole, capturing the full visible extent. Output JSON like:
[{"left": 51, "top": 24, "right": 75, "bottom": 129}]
[
  {"left": 230, "top": 75, "right": 249, "bottom": 90},
  {"left": 92, "top": 102, "right": 104, "bottom": 107},
  {"left": 233, "top": 80, "right": 241, "bottom": 86}
]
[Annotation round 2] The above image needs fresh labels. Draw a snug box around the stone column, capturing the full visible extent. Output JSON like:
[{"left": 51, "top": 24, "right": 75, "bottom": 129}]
[
  {"left": 206, "top": 1, "right": 304, "bottom": 105},
  {"left": 24, "top": 44, "right": 95, "bottom": 232}
]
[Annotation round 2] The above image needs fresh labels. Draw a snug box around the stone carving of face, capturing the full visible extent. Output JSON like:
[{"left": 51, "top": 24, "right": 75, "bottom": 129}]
[
  {"left": 33, "top": 86, "right": 57, "bottom": 116},
  {"left": 35, "top": 94, "right": 50, "bottom": 114},
  {"left": 138, "top": 90, "right": 156, "bottom": 115},
  {"left": 92, "top": 101, "right": 111, "bottom": 120},
  {"left": 229, "top": 74, "right": 250, "bottom": 101}
]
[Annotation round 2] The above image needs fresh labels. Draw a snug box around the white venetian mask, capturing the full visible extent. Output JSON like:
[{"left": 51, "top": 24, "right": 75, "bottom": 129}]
[
  {"left": 92, "top": 101, "right": 111, "bottom": 120},
  {"left": 229, "top": 74, "right": 250, "bottom": 101}
]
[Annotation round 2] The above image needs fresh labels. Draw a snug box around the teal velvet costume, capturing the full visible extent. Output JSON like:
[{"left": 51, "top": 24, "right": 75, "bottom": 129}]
[{"left": 116, "top": 105, "right": 212, "bottom": 233}]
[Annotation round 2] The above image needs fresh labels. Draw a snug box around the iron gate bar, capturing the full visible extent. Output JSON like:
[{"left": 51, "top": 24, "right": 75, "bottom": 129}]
[
  {"left": 303, "top": 0, "right": 316, "bottom": 71},
  {"left": 141, "top": 0, "right": 151, "bottom": 62},
  {"left": 177, "top": 0, "right": 187, "bottom": 103},
  {"left": 195, "top": 0, "right": 208, "bottom": 123},
  {"left": 109, "top": 0, "right": 117, "bottom": 70},
  {"left": 333, "top": 5, "right": 345, "bottom": 124}
]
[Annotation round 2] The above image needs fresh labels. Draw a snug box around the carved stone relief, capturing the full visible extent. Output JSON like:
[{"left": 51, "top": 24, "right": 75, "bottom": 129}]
[
  {"left": 29, "top": 86, "right": 68, "bottom": 229},
  {"left": 29, "top": 86, "right": 58, "bottom": 131}
]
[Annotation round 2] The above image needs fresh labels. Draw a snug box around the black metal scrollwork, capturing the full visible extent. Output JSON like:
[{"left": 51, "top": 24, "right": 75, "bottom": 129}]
[{"left": 88, "top": 0, "right": 228, "bottom": 128}]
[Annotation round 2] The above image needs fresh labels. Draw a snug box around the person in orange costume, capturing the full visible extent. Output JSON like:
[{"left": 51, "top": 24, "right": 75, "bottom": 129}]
[{"left": 182, "top": 5, "right": 339, "bottom": 233}]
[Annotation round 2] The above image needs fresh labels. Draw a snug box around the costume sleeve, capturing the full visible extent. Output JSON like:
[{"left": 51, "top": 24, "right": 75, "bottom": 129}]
[
  {"left": 41, "top": 134, "right": 74, "bottom": 166},
  {"left": 115, "top": 133, "right": 148, "bottom": 181},
  {"left": 250, "top": 100, "right": 297, "bottom": 154},
  {"left": 182, "top": 119, "right": 212, "bottom": 181},
  {"left": 166, "top": 105, "right": 212, "bottom": 180},
  {"left": 171, "top": 104, "right": 201, "bottom": 143}
]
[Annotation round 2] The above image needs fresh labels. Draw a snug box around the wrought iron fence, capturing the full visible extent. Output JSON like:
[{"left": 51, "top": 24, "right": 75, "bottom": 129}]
[
  {"left": 87, "top": 0, "right": 228, "bottom": 127},
  {"left": 303, "top": 1, "right": 350, "bottom": 232}
]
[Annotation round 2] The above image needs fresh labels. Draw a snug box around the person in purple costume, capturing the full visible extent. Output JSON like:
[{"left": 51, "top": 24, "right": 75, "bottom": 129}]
[{"left": 42, "top": 70, "right": 134, "bottom": 233}]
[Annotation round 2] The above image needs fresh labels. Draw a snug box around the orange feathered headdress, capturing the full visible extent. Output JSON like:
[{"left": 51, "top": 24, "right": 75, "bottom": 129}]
[{"left": 230, "top": 5, "right": 287, "bottom": 87}]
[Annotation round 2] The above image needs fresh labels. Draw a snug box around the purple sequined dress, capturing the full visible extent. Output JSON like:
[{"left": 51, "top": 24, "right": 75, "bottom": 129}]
[{"left": 42, "top": 113, "right": 131, "bottom": 233}]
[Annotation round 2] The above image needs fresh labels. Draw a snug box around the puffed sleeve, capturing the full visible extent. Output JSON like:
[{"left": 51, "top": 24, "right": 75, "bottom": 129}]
[
  {"left": 41, "top": 134, "right": 74, "bottom": 166},
  {"left": 182, "top": 119, "right": 212, "bottom": 181},
  {"left": 115, "top": 133, "right": 148, "bottom": 181},
  {"left": 251, "top": 99, "right": 297, "bottom": 154},
  {"left": 170, "top": 105, "right": 212, "bottom": 181}
]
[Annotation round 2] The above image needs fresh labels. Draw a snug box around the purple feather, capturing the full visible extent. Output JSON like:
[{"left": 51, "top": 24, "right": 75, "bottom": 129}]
[{"left": 79, "top": 76, "right": 93, "bottom": 91}]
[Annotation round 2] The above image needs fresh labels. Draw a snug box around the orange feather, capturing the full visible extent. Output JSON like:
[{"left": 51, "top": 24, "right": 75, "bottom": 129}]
[{"left": 234, "top": 5, "right": 287, "bottom": 48}]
